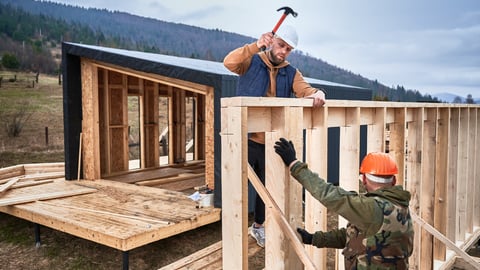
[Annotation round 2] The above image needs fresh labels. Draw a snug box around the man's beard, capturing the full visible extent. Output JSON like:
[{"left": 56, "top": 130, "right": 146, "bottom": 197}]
[{"left": 268, "top": 51, "right": 284, "bottom": 66}]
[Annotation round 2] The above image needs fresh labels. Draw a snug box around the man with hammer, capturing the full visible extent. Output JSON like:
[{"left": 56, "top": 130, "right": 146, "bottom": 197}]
[{"left": 223, "top": 6, "right": 326, "bottom": 248}]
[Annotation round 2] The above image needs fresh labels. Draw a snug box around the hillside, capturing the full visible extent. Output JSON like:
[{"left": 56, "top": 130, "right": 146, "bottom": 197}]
[{"left": 0, "top": 0, "right": 441, "bottom": 102}]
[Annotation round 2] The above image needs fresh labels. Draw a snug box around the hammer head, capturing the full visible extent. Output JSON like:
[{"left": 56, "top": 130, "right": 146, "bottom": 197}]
[{"left": 277, "top": 6, "right": 298, "bottom": 17}]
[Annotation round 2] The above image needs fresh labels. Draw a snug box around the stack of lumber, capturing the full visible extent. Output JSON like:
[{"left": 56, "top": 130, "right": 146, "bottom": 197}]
[{"left": 0, "top": 163, "right": 90, "bottom": 206}]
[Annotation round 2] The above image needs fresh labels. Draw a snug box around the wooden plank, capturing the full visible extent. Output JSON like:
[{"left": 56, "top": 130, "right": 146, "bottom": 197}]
[
  {"left": 143, "top": 80, "right": 160, "bottom": 168},
  {"left": 38, "top": 201, "right": 171, "bottom": 225},
  {"left": 136, "top": 172, "right": 204, "bottom": 186},
  {"left": 0, "top": 188, "right": 96, "bottom": 206},
  {"left": 411, "top": 213, "right": 480, "bottom": 270},
  {"left": 367, "top": 107, "right": 386, "bottom": 152},
  {"left": 159, "top": 236, "right": 266, "bottom": 270},
  {"left": 91, "top": 60, "right": 212, "bottom": 95},
  {"left": 420, "top": 108, "right": 436, "bottom": 270},
  {"left": 0, "top": 171, "right": 64, "bottom": 184},
  {"left": 248, "top": 165, "right": 317, "bottom": 270},
  {"left": 172, "top": 88, "right": 186, "bottom": 163},
  {"left": 457, "top": 108, "right": 468, "bottom": 241},
  {"left": 23, "top": 162, "right": 64, "bottom": 174},
  {"left": 389, "top": 108, "right": 406, "bottom": 186},
  {"left": 220, "top": 106, "right": 248, "bottom": 270},
  {"left": 0, "top": 177, "right": 20, "bottom": 193},
  {"left": 405, "top": 107, "right": 423, "bottom": 270},
  {"left": 466, "top": 108, "right": 476, "bottom": 232},
  {"left": 81, "top": 59, "right": 101, "bottom": 180},
  {"left": 452, "top": 257, "right": 480, "bottom": 270},
  {"left": 475, "top": 108, "right": 480, "bottom": 228},
  {"left": 153, "top": 176, "right": 204, "bottom": 192},
  {"left": 266, "top": 106, "right": 304, "bottom": 270},
  {"left": 447, "top": 108, "right": 459, "bottom": 241},
  {"left": 159, "top": 241, "right": 223, "bottom": 270},
  {"left": 434, "top": 108, "right": 449, "bottom": 260},
  {"left": 337, "top": 107, "right": 360, "bottom": 269},
  {"left": 12, "top": 179, "right": 54, "bottom": 189},
  {"left": 99, "top": 67, "right": 111, "bottom": 174},
  {"left": 0, "top": 164, "right": 24, "bottom": 181},
  {"left": 105, "top": 167, "right": 186, "bottom": 183},
  {"left": 304, "top": 105, "right": 328, "bottom": 269}
]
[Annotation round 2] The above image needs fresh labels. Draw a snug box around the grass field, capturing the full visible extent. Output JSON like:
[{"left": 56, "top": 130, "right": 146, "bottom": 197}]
[{"left": 0, "top": 72, "right": 64, "bottom": 167}]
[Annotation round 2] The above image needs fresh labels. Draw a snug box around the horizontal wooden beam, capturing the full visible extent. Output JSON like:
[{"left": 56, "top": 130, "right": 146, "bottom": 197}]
[{"left": 89, "top": 59, "right": 212, "bottom": 95}]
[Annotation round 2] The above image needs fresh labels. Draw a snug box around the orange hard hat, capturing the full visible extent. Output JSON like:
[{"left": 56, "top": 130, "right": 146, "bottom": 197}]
[{"left": 359, "top": 152, "right": 398, "bottom": 175}]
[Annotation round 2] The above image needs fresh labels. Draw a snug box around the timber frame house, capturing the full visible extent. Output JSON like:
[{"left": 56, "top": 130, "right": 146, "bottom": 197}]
[{"left": 2, "top": 42, "right": 478, "bottom": 269}]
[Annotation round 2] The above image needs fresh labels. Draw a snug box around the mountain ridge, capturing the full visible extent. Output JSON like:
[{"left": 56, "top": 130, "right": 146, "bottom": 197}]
[{"left": 0, "top": 0, "right": 474, "bottom": 103}]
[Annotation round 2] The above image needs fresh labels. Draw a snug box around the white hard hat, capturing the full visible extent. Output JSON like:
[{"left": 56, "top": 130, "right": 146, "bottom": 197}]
[{"left": 275, "top": 25, "right": 298, "bottom": 48}]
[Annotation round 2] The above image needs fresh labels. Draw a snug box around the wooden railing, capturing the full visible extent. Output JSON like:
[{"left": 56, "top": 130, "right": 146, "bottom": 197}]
[{"left": 220, "top": 97, "right": 480, "bottom": 270}]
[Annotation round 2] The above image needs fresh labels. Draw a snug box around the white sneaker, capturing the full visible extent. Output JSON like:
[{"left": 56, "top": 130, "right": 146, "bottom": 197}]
[{"left": 249, "top": 223, "right": 265, "bottom": 248}]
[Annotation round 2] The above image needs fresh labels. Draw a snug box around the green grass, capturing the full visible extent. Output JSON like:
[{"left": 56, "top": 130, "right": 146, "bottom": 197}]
[{"left": 0, "top": 214, "right": 34, "bottom": 246}]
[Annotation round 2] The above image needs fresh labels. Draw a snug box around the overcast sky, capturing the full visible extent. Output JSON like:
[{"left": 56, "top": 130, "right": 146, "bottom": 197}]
[{"left": 49, "top": 0, "right": 480, "bottom": 98}]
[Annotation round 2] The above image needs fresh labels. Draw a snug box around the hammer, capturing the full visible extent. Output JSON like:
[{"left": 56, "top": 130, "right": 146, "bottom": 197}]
[{"left": 261, "top": 6, "right": 298, "bottom": 51}]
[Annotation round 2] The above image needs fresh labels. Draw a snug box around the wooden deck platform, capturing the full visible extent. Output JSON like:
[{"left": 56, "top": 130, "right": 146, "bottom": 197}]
[{"left": 0, "top": 163, "right": 220, "bottom": 252}]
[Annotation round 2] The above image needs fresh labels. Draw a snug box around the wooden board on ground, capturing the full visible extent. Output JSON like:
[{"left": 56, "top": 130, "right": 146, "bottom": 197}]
[
  {"left": 0, "top": 178, "right": 221, "bottom": 251},
  {"left": 158, "top": 237, "right": 264, "bottom": 270}
]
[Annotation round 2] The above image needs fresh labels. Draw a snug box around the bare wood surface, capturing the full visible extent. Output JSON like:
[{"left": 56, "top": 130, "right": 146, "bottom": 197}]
[
  {"left": 247, "top": 165, "right": 317, "bottom": 270},
  {"left": 12, "top": 179, "right": 54, "bottom": 189},
  {"left": 411, "top": 212, "right": 480, "bottom": 270},
  {"left": 0, "top": 186, "right": 96, "bottom": 206},
  {"left": 0, "top": 171, "right": 64, "bottom": 184},
  {"left": 0, "top": 178, "right": 221, "bottom": 251},
  {"left": 38, "top": 201, "right": 171, "bottom": 225},
  {"left": 105, "top": 167, "right": 186, "bottom": 183},
  {"left": 0, "top": 177, "right": 20, "bottom": 193},
  {"left": 158, "top": 238, "right": 263, "bottom": 270},
  {"left": 136, "top": 172, "right": 204, "bottom": 186},
  {"left": 0, "top": 165, "right": 24, "bottom": 181}
]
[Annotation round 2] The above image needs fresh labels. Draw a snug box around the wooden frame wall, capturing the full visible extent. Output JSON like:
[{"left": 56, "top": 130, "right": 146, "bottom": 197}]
[
  {"left": 221, "top": 97, "right": 480, "bottom": 269},
  {"left": 79, "top": 59, "right": 216, "bottom": 187}
]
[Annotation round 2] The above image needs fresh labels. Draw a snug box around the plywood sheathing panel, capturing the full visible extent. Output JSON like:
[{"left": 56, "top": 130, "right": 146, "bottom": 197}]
[
  {"left": 81, "top": 59, "right": 101, "bottom": 180},
  {"left": 0, "top": 178, "right": 220, "bottom": 251}
]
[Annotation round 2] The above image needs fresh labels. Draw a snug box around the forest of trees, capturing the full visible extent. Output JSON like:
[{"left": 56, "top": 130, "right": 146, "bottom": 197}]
[{"left": 0, "top": 0, "right": 473, "bottom": 103}]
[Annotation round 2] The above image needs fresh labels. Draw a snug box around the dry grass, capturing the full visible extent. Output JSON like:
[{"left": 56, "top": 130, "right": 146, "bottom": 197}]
[
  {"left": 0, "top": 72, "right": 64, "bottom": 167},
  {"left": 0, "top": 73, "right": 264, "bottom": 269}
]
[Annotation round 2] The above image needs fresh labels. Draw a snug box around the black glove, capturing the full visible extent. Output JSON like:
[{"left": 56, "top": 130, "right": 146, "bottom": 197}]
[
  {"left": 297, "top": 227, "right": 313, "bottom": 245},
  {"left": 274, "top": 138, "right": 297, "bottom": 166}
]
